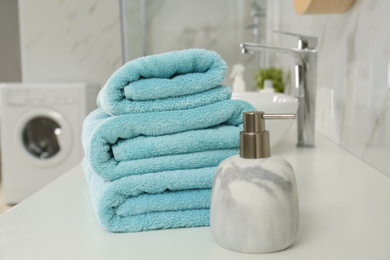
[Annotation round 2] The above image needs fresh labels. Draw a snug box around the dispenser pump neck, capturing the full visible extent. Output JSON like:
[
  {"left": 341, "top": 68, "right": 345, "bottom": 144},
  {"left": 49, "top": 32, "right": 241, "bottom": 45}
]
[{"left": 240, "top": 111, "right": 295, "bottom": 159}]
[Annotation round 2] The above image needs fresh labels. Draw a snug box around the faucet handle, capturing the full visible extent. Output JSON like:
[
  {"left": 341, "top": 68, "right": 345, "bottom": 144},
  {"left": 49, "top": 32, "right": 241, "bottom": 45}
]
[{"left": 274, "top": 30, "right": 318, "bottom": 50}]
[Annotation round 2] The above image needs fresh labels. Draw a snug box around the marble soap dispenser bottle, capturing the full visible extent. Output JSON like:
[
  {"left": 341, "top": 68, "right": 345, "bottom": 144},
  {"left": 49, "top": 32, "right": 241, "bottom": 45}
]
[{"left": 210, "top": 111, "right": 299, "bottom": 254}]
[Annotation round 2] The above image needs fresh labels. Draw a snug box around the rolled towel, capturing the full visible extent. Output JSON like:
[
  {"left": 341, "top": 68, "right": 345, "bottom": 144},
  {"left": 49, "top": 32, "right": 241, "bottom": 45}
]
[
  {"left": 83, "top": 159, "right": 215, "bottom": 233},
  {"left": 82, "top": 99, "right": 255, "bottom": 181},
  {"left": 97, "top": 49, "right": 229, "bottom": 115}
]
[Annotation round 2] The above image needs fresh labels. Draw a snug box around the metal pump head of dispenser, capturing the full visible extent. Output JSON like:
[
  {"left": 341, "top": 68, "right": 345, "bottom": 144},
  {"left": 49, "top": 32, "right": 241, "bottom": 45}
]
[{"left": 240, "top": 111, "right": 296, "bottom": 159}]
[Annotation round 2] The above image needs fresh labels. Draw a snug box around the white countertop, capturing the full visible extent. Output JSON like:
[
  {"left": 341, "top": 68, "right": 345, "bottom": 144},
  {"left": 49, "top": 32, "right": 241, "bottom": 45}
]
[{"left": 1, "top": 128, "right": 390, "bottom": 260}]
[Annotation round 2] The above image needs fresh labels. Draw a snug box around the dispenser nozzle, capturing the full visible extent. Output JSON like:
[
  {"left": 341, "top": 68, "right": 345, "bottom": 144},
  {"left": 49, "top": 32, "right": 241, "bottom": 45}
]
[
  {"left": 240, "top": 111, "right": 296, "bottom": 159},
  {"left": 262, "top": 114, "right": 296, "bottom": 120}
]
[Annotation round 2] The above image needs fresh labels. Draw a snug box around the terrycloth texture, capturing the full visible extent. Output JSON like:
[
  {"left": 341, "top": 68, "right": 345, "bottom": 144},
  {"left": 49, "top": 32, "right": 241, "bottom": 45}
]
[
  {"left": 83, "top": 158, "right": 215, "bottom": 232},
  {"left": 82, "top": 49, "right": 257, "bottom": 233},
  {"left": 82, "top": 99, "right": 255, "bottom": 181},
  {"left": 112, "top": 124, "right": 242, "bottom": 161},
  {"left": 97, "top": 49, "right": 229, "bottom": 115}
]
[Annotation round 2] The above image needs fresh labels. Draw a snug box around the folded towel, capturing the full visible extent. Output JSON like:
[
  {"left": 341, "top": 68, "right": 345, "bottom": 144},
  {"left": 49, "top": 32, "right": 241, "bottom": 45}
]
[
  {"left": 82, "top": 99, "right": 255, "bottom": 181},
  {"left": 83, "top": 159, "right": 216, "bottom": 232},
  {"left": 97, "top": 49, "right": 229, "bottom": 115},
  {"left": 112, "top": 124, "right": 242, "bottom": 161}
]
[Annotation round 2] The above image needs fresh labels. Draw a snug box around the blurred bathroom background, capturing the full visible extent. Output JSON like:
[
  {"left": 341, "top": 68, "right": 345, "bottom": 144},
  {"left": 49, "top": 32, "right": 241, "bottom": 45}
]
[
  {"left": 120, "top": 0, "right": 276, "bottom": 91},
  {"left": 0, "top": 0, "right": 389, "bottom": 178},
  {"left": 122, "top": 0, "right": 390, "bottom": 177}
]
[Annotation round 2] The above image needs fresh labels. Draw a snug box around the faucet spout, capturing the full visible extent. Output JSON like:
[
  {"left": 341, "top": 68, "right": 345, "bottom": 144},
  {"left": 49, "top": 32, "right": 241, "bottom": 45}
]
[
  {"left": 240, "top": 43, "right": 305, "bottom": 66},
  {"left": 240, "top": 40, "right": 318, "bottom": 147}
]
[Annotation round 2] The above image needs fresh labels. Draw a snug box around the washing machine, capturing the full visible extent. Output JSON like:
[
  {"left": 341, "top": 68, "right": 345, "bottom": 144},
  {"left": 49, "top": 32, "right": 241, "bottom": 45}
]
[{"left": 0, "top": 83, "right": 97, "bottom": 204}]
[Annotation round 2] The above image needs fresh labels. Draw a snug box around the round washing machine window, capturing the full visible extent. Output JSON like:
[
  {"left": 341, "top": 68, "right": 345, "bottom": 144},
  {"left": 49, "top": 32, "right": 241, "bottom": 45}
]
[
  {"left": 22, "top": 117, "right": 61, "bottom": 159},
  {"left": 14, "top": 108, "right": 73, "bottom": 168}
]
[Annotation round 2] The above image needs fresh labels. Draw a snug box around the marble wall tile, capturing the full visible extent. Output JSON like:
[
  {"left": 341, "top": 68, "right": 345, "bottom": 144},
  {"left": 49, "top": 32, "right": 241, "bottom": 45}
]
[
  {"left": 18, "top": 0, "right": 122, "bottom": 87},
  {"left": 268, "top": 0, "right": 390, "bottom": 177}
]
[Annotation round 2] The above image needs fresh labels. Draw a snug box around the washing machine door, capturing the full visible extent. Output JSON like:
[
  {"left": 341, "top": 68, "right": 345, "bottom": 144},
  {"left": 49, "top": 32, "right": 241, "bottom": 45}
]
[{"left": 15, "top": 108, "right": 73, "bottom": 167}]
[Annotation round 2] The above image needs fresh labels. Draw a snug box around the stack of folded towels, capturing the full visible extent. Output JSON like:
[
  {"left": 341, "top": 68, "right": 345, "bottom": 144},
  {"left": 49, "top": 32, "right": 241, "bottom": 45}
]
[{"left": 81, "top": 49, "right": 255, "bottom": 233}]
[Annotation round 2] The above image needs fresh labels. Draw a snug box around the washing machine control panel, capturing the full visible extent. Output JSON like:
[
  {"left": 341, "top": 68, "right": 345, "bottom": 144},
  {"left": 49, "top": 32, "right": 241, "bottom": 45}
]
[{"left": 5, "top": 87, "right": 80, "bottom": 105}]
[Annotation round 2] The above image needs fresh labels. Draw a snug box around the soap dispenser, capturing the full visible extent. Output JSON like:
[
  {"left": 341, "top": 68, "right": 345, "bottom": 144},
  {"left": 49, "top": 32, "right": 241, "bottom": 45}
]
[{"left": 210, "top": 111, "right": 299, "bottom": 254}]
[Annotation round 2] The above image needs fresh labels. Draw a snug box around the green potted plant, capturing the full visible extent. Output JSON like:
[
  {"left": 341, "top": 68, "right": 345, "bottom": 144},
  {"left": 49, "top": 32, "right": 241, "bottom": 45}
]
[{"left": 253, "top": 67, "right": 285, "bottom": 93}]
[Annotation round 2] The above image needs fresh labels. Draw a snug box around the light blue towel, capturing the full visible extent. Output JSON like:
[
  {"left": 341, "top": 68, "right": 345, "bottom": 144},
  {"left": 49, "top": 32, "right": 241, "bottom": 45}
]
[
  {"left": 82, "top": 99, "right": 255, "bottom": 181},
  {"left": 83, "top": 158, "right": 215, "bottom": 232},
  {"left": 97, "top": 49, "right": 229, "bottom": 116},
  {"left": 112, "top": 124, "right": 242, "bottom": 161}
]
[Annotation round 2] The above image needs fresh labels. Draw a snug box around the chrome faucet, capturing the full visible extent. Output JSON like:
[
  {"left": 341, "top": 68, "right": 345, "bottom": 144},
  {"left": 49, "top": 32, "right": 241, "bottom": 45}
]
[{"left": 240, "top": 31, "right": 318, "bottom": 147}]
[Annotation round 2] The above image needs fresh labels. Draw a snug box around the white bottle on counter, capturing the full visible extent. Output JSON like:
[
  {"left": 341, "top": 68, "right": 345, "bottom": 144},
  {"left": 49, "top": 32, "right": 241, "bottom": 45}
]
[
  {"left": 230, "top": 64, "right": 246, "bottom": 92},
  {"left": 210, "top": 111, "right": 299, "bottom": 254},
  {"left": 259, "top": 79, "right": 275, "bottom": 93}
]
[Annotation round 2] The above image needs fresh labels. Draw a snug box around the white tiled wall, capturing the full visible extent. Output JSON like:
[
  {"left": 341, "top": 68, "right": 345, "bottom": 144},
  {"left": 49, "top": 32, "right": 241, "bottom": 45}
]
[
  {"left": 18, "top": 0, "right": 122, "bottom": 87},
  {"left": 268, "top": 0, "right": 390, "bottom": 176}
]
